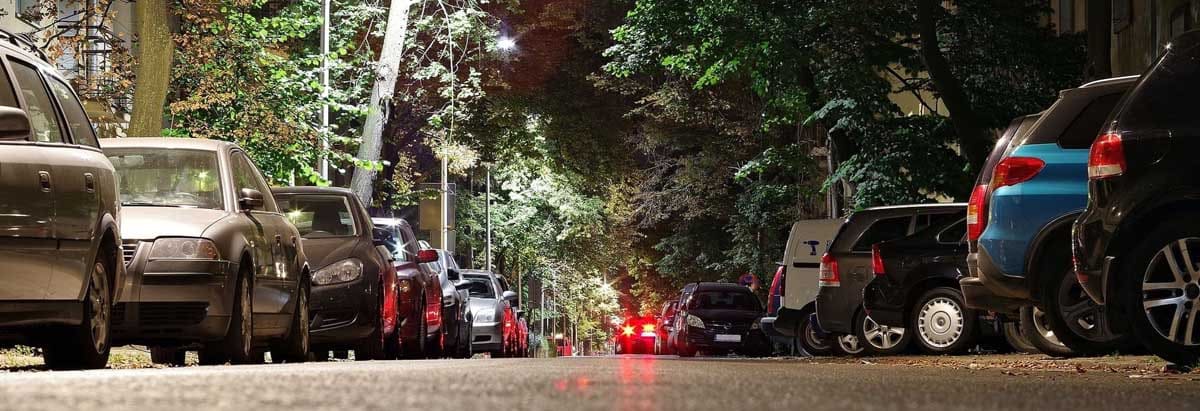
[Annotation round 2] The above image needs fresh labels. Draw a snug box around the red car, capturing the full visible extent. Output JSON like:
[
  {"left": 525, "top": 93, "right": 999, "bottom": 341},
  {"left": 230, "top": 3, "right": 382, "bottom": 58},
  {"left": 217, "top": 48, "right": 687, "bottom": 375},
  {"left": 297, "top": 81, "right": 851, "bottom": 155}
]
[
  {"left": 372, "top": 218, "right": 442, "bottom": 359},
  {"left": 614, "top": 316, "right": 658, "bottom": 354}
]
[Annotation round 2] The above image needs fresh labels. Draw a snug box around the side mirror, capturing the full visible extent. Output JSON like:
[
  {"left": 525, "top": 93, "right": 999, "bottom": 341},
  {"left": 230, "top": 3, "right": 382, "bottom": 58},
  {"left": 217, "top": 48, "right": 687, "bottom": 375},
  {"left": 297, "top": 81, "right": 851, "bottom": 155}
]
[
  {"left": 447, "top": 268, "right": 461, "bottom": 281},
  {"left": 501, "top": 290, "right": 518, "bottom": 302},
  {"left": 416, "top": 249, "right": 439, "bottom": 264},
  {"left": 238, "top": 188, "right": 264, "bottom": 211},
  {"left": 0, "top": 106, "right": 32, "bottom": 141}
]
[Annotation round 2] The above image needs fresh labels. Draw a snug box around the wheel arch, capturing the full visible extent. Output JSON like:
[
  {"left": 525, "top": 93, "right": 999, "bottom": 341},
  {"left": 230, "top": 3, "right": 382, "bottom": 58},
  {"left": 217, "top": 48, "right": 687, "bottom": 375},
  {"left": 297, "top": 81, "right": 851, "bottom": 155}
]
[
  {"left": 902, "top": 274, "right": 961, "bottom": 325},
  {"left": 1024, "top": 212, "right": 1079, "bottom": 305},
  {"left": 1102, "top": 199, "right": 1200, "bottom": 323}
]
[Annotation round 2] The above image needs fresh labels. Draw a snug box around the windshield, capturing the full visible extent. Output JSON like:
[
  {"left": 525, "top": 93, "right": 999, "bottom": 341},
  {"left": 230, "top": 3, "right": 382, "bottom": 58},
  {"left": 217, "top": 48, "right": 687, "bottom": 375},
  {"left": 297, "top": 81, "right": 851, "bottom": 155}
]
[
  {"left": 689, "top": 290, "right": 761, "bottom": 311},
  {"left": 106, "top": 148, "right": 223, "bottom": 209},
  {"left": 463, "top": 276, "right": 496, "bottom": 299},
  {"left": 278, "top": 195, "right": 358, "bottom": 238}
]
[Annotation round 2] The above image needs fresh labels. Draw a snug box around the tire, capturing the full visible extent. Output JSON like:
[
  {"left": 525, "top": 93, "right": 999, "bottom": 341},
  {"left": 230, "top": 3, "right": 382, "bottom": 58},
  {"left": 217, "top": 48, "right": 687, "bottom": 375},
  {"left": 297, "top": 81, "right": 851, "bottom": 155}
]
[
  {"left": 43, "top": 252, "right": 113, "bottom": 370},
  {"left": 1019, "top": 305, "right": 1074, "bottom": 357},
  {"left": 1003, "top": 320, "right": 1039, "bottom": 354},
  {"left": 455, "top": 326, "right": 473, "bottom": 359},
  {"left": 910, "top": 287, "right": 977, "bottom": 355},
  {"left": 402, "top": 297, "right": 427, "bottom": 359},
  {"left": 1115, "top": 221, "right": 1200, "bottom": 365},
  {"left": 854, "top": 308, "right": 910, "bottom": 356},
  {"left": 150, "top": 347, "right": 187, "bottom": 366},
  {"left": 1041, "top": 254, "right": 1133, "bottom": 356},
  {"left": 798, "top": 312, "right": 835, "bottom": 356},
  {"left": 271, "top": 279, "right": 310, "bottom": 363},
  {"left": 223, "top": 267, "right": 255, "bottom": 364},
  {"left": 357, "top": 283, "right": 389, "bottom": 361},
  {"left": 198, "top": 349, "right": 228, "bottom": 365}
]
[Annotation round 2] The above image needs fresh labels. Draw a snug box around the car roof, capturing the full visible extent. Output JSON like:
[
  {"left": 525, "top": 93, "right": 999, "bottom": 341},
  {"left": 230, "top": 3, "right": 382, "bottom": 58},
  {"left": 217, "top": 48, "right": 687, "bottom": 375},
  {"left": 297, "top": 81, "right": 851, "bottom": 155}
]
[
  {"left": 99, "top": 137, "right": 238, "bottom": 152},
  {"left": 693, "top": 282, "right": 752, "bottom": 292},
  {"left": 273, "top": 186, "right": 354, "bottom": 196},
  {"left": 860, "top": 203, "right": 966, "bottom": 213},
  {"left": 460, "top": 269, "right": 495, "bottom": 277},
  {"left": 1078, "top": 75, "right": 1139, "bottom": 89},
  {"left": 0, "top": 30, "right": 53, "bottom": 65}
]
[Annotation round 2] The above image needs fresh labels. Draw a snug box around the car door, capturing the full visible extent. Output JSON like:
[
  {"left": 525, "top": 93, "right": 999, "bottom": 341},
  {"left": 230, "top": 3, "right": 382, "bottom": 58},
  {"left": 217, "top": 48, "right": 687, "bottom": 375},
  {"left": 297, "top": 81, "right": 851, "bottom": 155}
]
[
  {"left": 230, "top": 151, "right": 294, "bottom": 331},
  {"left": 41, "top": 70, "right": 113, "bottom": 300},
  {"left": 0, "top": 56, "right": 54, "bottom": 300}
]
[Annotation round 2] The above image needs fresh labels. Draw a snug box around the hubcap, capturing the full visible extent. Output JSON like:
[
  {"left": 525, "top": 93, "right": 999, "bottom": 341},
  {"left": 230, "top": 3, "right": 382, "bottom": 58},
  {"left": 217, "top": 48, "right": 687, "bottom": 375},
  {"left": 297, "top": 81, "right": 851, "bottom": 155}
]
[
  {"left": 1142, "top": 238, "right": 1200, "bottom": 346},
  {"left": 917, "top": 297, "right": 964, "bottom": 348},
  {"left": 1056, "top": 269, "right": 1117, "bottom": 342},
  {"left": 299, "top": 288, "right": 309, "bottom": 353},
  {"left": 862, "top": 316, "right": 904, "bottom": 350},
  {"left": 1031, "top": 306, "right": 1066, "bottom": 348},
  {"left": 90, "top": 262, "right": 109, "bottom": 352},
  {"left": 240, "top": 277, "right": 252, "bottom": 353},
  {"left": 837, "top": 334, "right": 863, "bottom": 354}
]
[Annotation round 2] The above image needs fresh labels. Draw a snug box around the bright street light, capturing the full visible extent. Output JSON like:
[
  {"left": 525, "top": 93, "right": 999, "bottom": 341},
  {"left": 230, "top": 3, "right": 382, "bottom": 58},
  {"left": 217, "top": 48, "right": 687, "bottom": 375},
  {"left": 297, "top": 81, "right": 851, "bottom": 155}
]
[{"left": 497, "top": 36, "right": 517, "bottom": 52}]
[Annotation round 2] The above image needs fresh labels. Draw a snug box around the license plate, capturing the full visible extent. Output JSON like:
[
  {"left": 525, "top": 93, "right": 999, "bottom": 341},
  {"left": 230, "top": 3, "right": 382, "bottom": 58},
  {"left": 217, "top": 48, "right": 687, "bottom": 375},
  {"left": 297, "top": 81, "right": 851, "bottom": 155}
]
[{"left": 714, "top": 334, "right": 741, "bottom": 343}]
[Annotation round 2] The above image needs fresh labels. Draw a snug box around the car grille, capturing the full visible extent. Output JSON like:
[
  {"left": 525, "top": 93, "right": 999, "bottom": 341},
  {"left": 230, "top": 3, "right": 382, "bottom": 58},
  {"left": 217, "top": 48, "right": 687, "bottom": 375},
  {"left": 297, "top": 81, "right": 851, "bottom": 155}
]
[
  {"left": 705, "top": 320, "right": 751, "bottom": 333},
  {"left": 111, "top": 302, "right": 209, "bottom": 330},
  {"left": 121, "top": 242, "right": 140, "bottom": 266}
]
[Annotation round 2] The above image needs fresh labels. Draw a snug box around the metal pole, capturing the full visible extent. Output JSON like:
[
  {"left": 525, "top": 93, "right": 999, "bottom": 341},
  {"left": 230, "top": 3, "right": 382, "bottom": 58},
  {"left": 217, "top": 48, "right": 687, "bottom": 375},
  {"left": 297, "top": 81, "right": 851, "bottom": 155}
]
[
  {"left": 319, "top": 0, "right": 330, "bottom": 181},
  {"left": 485, "top": 166, "right": 492, "bottom": 271},
  {"left": 441, "top": 157, "right": 449, "bottom": 249}
]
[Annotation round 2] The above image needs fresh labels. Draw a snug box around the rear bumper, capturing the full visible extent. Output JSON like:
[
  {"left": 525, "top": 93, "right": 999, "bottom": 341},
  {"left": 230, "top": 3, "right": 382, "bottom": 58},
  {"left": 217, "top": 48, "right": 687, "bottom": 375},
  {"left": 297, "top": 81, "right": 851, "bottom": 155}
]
[
  {"left": 759, "top": 316, "right": 786, "bottom": 338},
  {"left": 616, "top": 335, "right": 656, "bottom": 353},
  {"left": 961, "top": 248, "right": 1029, "bottom": 315},
  {"left": 309, "top": 277, "right": 377, "bottom": 346},
  {"left": 1072, "top": 210, "right": 1114, "bottom": 305}
]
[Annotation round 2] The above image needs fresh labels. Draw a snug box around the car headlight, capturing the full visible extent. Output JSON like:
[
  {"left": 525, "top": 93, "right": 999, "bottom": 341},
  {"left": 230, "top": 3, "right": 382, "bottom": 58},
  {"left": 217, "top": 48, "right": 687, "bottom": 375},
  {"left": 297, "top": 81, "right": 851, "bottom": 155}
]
[
  {"left": 313, "top": 259, "right": 363, "bottom": 285},
  {"left": 475, "top": 309, "right": 495, "bottom": 323},
  {"left": 686, "top": 314, "right": 705, "bottom": 329},
  {"left": 751, "top": 321, "right": 761, "bottom": 330},
  {"left": 150, "top": 238, "right": 221, "bottom": 260}
]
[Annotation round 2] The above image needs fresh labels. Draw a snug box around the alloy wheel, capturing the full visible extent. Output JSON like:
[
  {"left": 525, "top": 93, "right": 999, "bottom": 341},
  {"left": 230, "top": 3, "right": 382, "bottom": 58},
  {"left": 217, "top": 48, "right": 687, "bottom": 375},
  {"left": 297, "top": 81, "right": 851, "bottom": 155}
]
[
  {"left": 837, "top": 334, "right": 863, "bottom": 354},
  {"left": 1142, "top": 238, "right": 1200, "bottom": 346},
  {"left": 862, "top": 316, "right": 905, "bottom": 350},
  {"left": 89, "top": 261, "right": 110, "bottom": 353},
  {"left": 1055, "top": 270, "right": 1114, "bottom": 341},
  {"left": 917, "top": 297, "right": 964, "bottom": 348},
  {"left": 1031, "top": 306, "right": 1066, "bottom": 348}
]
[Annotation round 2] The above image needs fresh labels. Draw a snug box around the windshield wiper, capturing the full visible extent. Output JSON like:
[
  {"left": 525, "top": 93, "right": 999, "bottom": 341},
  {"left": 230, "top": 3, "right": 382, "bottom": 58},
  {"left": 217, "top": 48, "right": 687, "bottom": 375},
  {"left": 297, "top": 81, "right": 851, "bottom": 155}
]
[{"left": 121, "top": 202, "right": 188, "bottom": 207}]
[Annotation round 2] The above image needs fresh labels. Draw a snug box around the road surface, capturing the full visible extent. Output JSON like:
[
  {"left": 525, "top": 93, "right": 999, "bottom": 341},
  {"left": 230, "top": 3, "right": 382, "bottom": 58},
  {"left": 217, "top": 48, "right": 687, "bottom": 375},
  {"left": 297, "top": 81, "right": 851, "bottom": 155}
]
[{"left": 0, "top": 355, "right": 1197, "bottom": 410}]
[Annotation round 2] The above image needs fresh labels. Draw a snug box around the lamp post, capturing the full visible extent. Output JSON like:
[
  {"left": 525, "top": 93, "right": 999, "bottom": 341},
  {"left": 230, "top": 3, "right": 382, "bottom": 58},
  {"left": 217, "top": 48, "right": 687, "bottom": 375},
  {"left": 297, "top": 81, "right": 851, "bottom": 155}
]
[{"left": 319, "top": 0, "right": 330, "bottom": 181}]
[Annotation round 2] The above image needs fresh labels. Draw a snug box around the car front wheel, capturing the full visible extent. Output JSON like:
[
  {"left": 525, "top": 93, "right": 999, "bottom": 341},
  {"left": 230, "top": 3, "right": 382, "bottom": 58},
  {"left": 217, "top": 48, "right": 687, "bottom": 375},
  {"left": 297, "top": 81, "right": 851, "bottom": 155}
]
[{"left": 1118, "top": 222, "right": 1200, "bottom": 365}]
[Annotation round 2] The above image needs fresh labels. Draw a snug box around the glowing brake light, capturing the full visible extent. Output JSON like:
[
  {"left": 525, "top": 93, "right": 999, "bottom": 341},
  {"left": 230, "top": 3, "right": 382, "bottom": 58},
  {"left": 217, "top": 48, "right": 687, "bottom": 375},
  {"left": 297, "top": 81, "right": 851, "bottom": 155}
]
[
  {"left": 818, "top": 252, "right": 840, "bottom": 287},
  {"left": 1088, "top": 133, "right": 1126, "bottom": 179},
  {"left": 871, "top": 245, "right": 886, "bottom": 276},
  {"left": 642, "top": 324, "right": 655, "bottom": 333},
  {"left": 621, "top": 325, "right": 635, "bottom": 336},
  {"left": 967, "top": 184, "right": 987, "bottom": 241},
  {"left": 991, "top": 157, "right": 1045, "bottom": 189}
]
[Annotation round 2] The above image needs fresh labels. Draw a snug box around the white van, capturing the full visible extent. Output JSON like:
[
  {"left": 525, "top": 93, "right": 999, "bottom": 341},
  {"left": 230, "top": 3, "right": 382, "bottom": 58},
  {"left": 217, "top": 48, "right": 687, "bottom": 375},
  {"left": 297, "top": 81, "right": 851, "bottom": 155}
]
[{"left": 762, "top": 219, "right": 843, "bottom": 354}]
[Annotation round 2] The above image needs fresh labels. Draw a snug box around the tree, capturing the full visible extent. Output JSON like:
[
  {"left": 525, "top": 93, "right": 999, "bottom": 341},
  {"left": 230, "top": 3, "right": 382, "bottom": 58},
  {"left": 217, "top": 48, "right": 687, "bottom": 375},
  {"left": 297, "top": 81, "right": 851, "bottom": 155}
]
[
  {"left": 128, "top": 0, "right": 173, "bottom": 136},
  {"left": 349, "top": 0, "right": 414, "bottom": 205},
  {"left": 916, "top": 0, "right": 990, "bottom": 173}
]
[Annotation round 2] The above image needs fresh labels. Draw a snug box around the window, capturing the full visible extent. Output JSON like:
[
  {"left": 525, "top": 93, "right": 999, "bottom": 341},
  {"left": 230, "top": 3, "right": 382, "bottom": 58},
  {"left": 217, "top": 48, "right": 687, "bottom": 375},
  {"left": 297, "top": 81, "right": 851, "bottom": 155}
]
[
  {"left": 915, "top": 212, "right": 960, "bottom": 232},
  {"left": 278, "top": 195, "right": 358, "bottom": 238},
  {"left": 231, "top": 152, "right": 277, "bottom": 212},
  {"left": 1058, "top": 93, "right": 1123, "bottom": 149},
  {"left": 688, "top": 290, "right": 761, "bottom": 311},
  {"left": 47, "top": 77, "right": 98, "bottom": 148},
  {"left": 0, "top": 62, "right": 17, "bottom": 109},
  {"left": 852, "top": 216, "right": 912, "bottom": 252},
  {"left": 462, "top": 276, "right": 496, "bottom": 299},
  {"left": 10, "top": 60, "right": 63, "bottom": 143},
  {"left": 936, "top": 219, "right": 968, "bottom": 244},
  {"left": 105, "top": 148, "right": 224, "bottom": 209}
]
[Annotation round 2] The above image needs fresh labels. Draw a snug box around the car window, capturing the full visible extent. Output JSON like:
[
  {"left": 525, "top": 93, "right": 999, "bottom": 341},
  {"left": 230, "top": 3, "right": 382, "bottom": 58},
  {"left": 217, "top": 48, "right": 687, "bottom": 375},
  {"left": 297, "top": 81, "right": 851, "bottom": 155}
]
[
  {"left": 231, "top": 152, "right": 277, "bottom": 212},
  {"left": 105, "top": 148, "right": 224, "bottom": 209},
  {"left": 9, "top": 60, "right": 63, "bottom": 143},
  {"left": 851, "top": 216, "right": 912, "bottom": 252},
  {"left": 0, "top": 61, "right": 18, "bottom": 109},
  {"left": 46, "top": 76, "right": 98, "bottom": 148},
  {"left": 377, "top": 226, "right": 411, "bottom": 262},
  {"left": 915, "top": 212, "right": 960, "bottom": 232},
  {"left": 936, "top": 219, "right": 968, "bottom": 244},
  {"left": 1058, "top": 92, "right": 1123, "bottom": 149},
  {"left": 278, "top": 195, "right": 358, "bottom": 238},
  {"left": 463, "top": 276, "right": 496, "bottom": 298},
  {"left": 688, "top": 290, "right": 761, "bottom": 311}
]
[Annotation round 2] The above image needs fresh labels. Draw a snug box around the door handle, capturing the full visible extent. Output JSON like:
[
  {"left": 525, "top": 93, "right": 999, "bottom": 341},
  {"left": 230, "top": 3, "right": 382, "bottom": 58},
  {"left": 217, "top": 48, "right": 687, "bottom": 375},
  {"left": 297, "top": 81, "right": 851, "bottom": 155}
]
[
  {"left": 84, "top": 173, "right": 95, "bottom": 193},
  {"left": 275, "top": 235, "right": 283, "bottom": 246},
  {"left": 38, "top": 171, "right": 51, "bottom": 192}
]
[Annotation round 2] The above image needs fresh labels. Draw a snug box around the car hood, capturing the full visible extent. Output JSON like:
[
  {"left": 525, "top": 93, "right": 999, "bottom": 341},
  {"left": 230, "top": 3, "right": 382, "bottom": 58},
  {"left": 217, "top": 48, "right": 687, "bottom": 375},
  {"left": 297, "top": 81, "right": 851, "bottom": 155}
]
[
  {"left": 689, "top": 309, "right": 762, "bottom": 323},
  {"left": 302, "top": 237, "right": 362, "bottom": 270},
  {"left": 120, "top": 206, "right": 230, "bottom": 240}
]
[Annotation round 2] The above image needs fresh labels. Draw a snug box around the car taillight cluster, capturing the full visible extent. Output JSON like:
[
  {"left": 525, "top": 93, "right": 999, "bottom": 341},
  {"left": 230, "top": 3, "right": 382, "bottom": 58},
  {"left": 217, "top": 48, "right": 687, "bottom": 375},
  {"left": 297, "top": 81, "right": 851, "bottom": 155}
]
[
  {"left": 767, "top": 265, "right": 784, "bottom": 314},
  {"left": 991, "top": 157, "right": 1046, "bottom": 189},
  {"left": 1088, "top": 133, "right": 1126, "bottom": 179},
  {"left": 818, "top": 252, "right": 840, "bottom": 287},
  {"left": 967, "top": 184, "right": 987, "bottom": 241},
  {"left": 871, "top": 244, "right": 886, "bottom": 276}
]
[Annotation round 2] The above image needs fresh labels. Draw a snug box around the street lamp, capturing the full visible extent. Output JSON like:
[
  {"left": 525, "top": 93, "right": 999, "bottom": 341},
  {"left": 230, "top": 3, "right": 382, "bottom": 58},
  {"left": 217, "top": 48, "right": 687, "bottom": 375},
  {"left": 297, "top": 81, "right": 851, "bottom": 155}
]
[{"left": 497, "top": 36, "right": 517, "bottom": 52}]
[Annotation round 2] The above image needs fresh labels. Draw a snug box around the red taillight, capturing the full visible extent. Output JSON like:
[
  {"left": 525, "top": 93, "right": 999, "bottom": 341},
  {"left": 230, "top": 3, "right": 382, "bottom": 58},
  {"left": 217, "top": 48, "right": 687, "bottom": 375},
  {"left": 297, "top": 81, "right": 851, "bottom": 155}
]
[
  {"left": 642, "top": 324, "right": 655, "bottom": 333},
  {"left": 871, "top": 245, "right": 886, "bottom": 276},
  {"left": 967, "top": 184, "right": 987, "bottom": 241},
  {"left": 621, "top": 325, "right": 634, "bottom": 336},
  {"left": 767, "top": 265, "right": 784, "bottom": 314},
  {"left": 818, "top": 252, "right": 840, "bottom": 287},
  {"left": 1088, "top": 133, "right": 1126, "bottom": 179},
  {"left": 991, "top": 157, "right": 1045, "bottom": 189}
]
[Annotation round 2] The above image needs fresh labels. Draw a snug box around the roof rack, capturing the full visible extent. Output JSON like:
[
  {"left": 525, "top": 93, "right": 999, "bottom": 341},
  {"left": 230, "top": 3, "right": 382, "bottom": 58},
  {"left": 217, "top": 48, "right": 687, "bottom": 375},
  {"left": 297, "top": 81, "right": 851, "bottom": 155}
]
[{"left": 0, "top": 28, "right": 51, "bottom": 63}]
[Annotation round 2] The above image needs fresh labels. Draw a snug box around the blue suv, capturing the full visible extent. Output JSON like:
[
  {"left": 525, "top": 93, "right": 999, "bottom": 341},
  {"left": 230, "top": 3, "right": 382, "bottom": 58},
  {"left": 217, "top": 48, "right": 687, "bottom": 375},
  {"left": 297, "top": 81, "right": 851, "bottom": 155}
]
[{"left": 960, "top": 76, "right": 1136, "bottom": 356}]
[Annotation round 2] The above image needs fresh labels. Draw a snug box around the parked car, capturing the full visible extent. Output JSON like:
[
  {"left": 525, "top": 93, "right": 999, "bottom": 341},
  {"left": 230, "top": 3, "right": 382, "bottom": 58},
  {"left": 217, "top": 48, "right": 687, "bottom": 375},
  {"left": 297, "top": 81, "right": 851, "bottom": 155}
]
[
  {"left": 461, "top": 269, "right": 518, "bottom": 356},
  {"left": 514, "top": 310, "right": 530, "bottom": 357},
  {"left": 771, "top": 219, "right": 842, "bottom": 355},
  {"left": 615, "top": 316, "right": 657, "bottom": 354},
  {"left": 102, "top": 138, "right": 309, "bottom": 365},
  {"left": 961, "top": 76, "right": 1137, "bottom": 357},
  {"left": 413, "top": 245, "right": 473, "bottom": 359},
  {"left": 1072, "top": 31, "right": 1200, "bottom": 365},
  {"left": 864, "top": 215, "right": 1006, "bottom": 354},
  {"left": 673, "top": 282, "right": 769, "bottom": 357},
  {"left": 495, "top": 275, "right": 524, "bottom": 357},
  {"left": 371, "top": 218, "right": 443, "bottom": 358},
  {"left": 0, "top": 32, "right": 123, "bottom": 370},
  {"left": 655, "top": 301, "right": 678, "bottom": 355},
  {"left": 815, "top": 204, "right": 965, "bottom": 355},
  {"left": 759, "top": 263, "right": 791, "bottom": 354},
  {"left": 275, "top": 187, "right": 398, "bottom": 360}
]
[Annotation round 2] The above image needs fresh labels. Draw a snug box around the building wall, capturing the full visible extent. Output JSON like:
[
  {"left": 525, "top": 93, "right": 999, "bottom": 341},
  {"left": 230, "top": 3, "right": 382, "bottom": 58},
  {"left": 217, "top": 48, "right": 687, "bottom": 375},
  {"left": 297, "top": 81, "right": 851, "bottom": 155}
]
[{"left": 1112, "top": 0, "right": 1197, "bottom": 76}]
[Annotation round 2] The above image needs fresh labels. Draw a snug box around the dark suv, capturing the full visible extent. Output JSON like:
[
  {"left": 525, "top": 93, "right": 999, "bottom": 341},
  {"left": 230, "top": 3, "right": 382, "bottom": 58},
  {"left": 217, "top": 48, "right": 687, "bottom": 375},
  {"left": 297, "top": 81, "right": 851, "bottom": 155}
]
[
  {"left": 1073, "top": 30, "right": 1200, "bottom": 365},
  {"left": 815, "top": 204, "right": 964, "bottom": 355},
  {"left": 961, "top": 76, "right": 1136, "bottom": 356},
  {"left": 0, "top": 31, "right": 123, "bottom": 370}
]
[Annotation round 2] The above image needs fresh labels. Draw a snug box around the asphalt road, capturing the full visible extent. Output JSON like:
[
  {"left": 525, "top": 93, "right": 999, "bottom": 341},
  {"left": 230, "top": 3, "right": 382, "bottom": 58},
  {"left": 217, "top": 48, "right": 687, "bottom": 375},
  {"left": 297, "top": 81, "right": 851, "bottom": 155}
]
[{"left": 0, "top": 355, "right": 1198, "bottom": 411}]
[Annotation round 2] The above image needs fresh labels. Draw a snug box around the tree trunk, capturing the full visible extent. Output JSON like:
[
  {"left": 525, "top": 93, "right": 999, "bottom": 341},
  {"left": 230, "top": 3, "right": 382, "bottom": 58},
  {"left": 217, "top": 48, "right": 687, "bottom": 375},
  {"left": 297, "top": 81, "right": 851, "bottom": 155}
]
[
  {"left": 350, "top": 0, "right": 415, "bottom": 206},
  {"left": 916, "top": 0, "right": 990, "bottom": 173},
  {"left": 128, "top": 1, "right": 174, "bottom": 137},
  {"left": 1085, "top": 0, "right": 1112, "bottom": 80}
]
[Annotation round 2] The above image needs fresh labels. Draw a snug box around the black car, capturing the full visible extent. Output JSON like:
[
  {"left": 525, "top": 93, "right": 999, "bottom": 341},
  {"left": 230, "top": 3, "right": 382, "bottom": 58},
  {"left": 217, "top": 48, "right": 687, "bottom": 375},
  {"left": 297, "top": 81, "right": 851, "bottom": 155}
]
[
  {"left": 1072, "top": 30, "right": 1200, "bottom": 365},
  {"left": 275, "top": 187, "right": 398, "bottom": 360},
  {"left": 673, "top": 282, "right": 769, "bottom": 357},
  {"left": 864, "top": 216, "right": 989, "bottom": 354},
  {"left": 815, "top": 204, "right": 965, "bottom": 355}
]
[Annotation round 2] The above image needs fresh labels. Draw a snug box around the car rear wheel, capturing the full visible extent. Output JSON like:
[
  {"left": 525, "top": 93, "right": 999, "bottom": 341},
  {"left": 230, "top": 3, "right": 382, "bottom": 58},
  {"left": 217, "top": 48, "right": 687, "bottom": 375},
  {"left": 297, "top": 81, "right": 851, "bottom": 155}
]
[
  {"left": 272, "top": 279, "right": 310, "bottom": 363},
  {"left": 798, "top": 312, "right": 834, "bottom": 356},
  {"left": 43, "top": 254, "right": 112, "bottom": 370},
  {"left": 854, "top": 309, "right": 910, "bottom": 355},
  {"left": 1019, "top": 305, "right": 1073, "bottom": 357},
  {"left": 1003, "top": 320, "right": 1039, "bottom": 354},
  {"left": 911, "top": 287, "right": 977, "bottom": 354},
  {"left": 833, "top": 334, "right": 864, "bottom": 356},
  {"left": 1117, "top": 222, "right": 1200, "bottom": 365},
  {"left": 1043, "top": 260, "right": 1132, "bottom": 356}
]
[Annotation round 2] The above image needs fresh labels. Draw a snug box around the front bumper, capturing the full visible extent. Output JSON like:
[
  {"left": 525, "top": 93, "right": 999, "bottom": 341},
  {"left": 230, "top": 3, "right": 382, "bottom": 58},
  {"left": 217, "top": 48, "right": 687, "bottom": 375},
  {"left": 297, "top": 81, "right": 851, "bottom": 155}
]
[
  {"left": 961, "top": 247, "right": 1030, "bottom": 315},
  {"left": 112, "top": 241, "right": 236, "bottom": 344},
  {"left": 471, "top": 321, "right": 503, "bottom": 353},
  {"left": 309, "top": 276, "right": 377, "bottom": 345},
  {"left": 616, "top": 335, "right": 656, "bottom": 353},
  {"left": 683, "top": 324, "right": 768, "bottom": 351}
]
